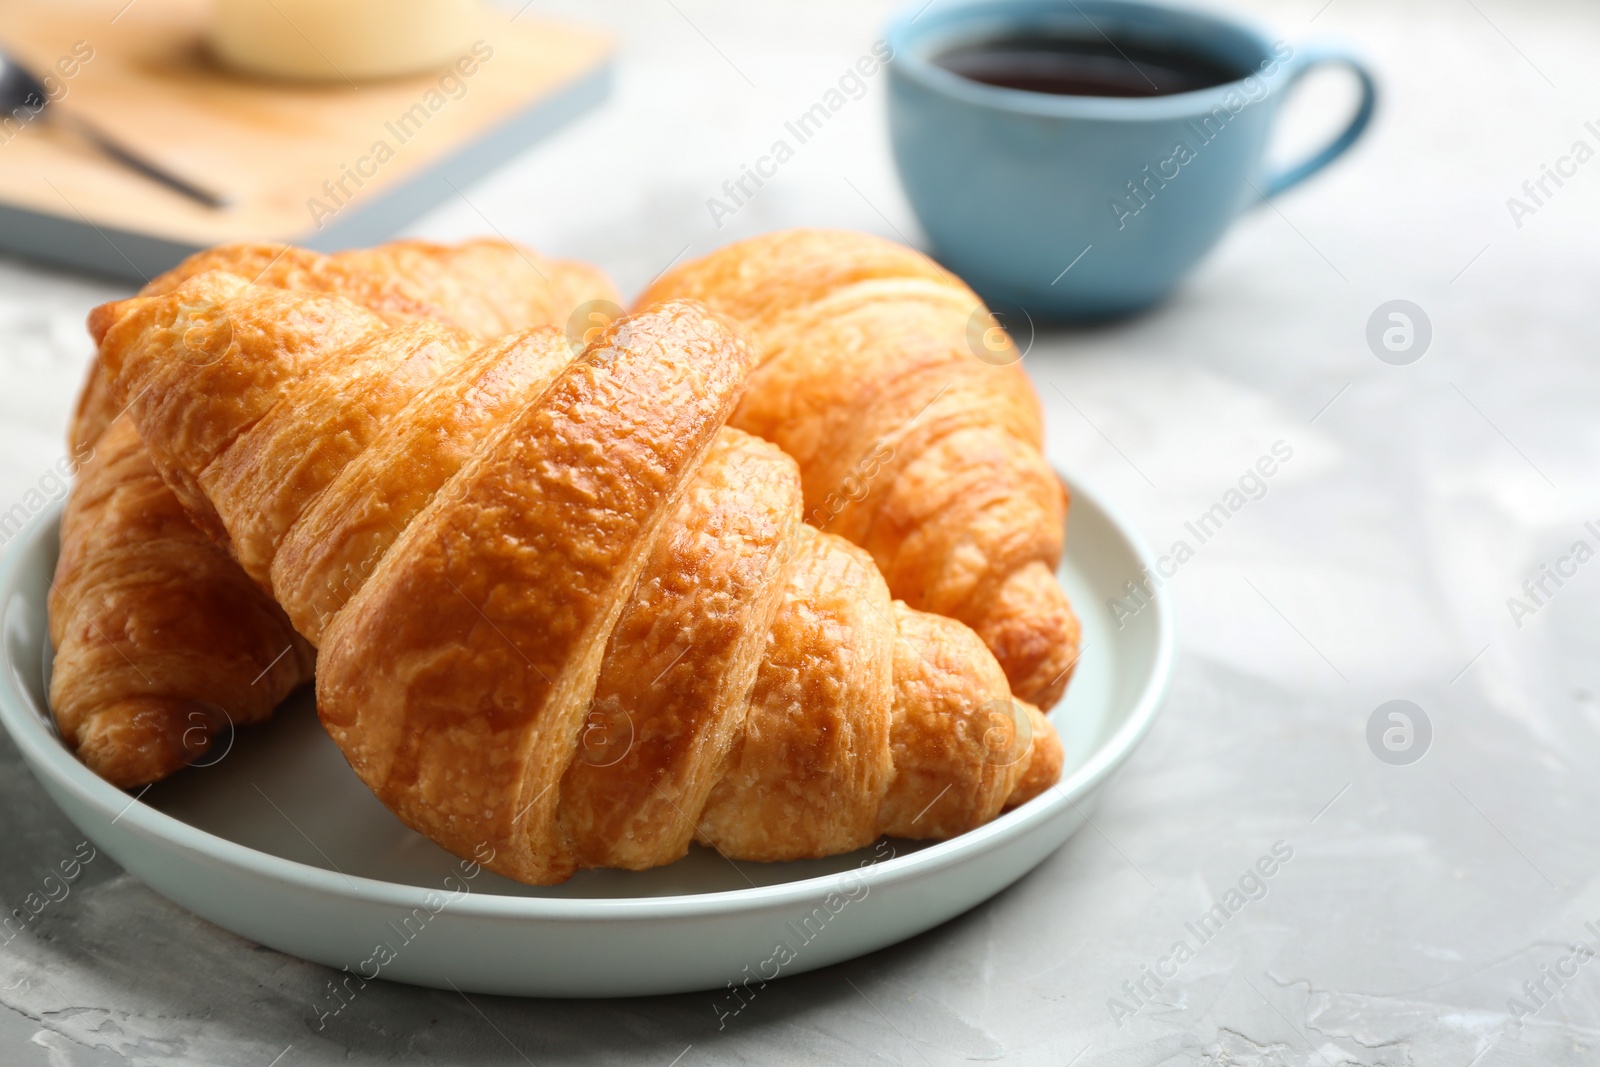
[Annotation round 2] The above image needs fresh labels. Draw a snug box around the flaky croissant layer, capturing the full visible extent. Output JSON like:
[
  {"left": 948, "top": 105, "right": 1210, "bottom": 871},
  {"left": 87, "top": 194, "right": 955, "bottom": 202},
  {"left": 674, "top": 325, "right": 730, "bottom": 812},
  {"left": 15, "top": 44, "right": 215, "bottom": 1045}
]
[
  {"left": 642, "top": 230, "right": 1082, "bottom": 709},
  {"left": 97, "top": 277, "right": 1061, "bottom": 884}
]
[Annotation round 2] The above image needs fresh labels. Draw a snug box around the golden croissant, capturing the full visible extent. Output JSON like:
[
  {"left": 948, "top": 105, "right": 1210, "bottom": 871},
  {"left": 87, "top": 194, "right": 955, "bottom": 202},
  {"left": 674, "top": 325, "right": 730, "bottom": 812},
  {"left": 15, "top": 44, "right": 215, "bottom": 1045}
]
[
  {"left": 94, "top": 273, "right": 1063, "bottom": 883},
  {"left": 50, "top": 239, "right": 616, "bottom": 786},
  {"left": 52, "top": 232, "right": 1077, "bottom": 791},
  {"left": 641, "top": 230, "right": 1081, "bottom": 708}
]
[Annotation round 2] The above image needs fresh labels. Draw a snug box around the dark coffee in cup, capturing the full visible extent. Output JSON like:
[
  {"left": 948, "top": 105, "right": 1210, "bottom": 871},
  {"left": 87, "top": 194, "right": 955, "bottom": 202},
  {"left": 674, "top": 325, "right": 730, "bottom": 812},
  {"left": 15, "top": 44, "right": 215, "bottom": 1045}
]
[{"left": 934, "top": 35, "right": 1240, "bottom": 98}]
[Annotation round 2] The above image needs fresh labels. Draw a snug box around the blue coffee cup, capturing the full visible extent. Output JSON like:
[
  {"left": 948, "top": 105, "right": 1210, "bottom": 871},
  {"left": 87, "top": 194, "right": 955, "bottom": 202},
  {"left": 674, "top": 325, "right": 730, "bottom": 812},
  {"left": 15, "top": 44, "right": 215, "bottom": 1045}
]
[{"left": 886, "top": 0, "right": 1377, "bottom": 318}]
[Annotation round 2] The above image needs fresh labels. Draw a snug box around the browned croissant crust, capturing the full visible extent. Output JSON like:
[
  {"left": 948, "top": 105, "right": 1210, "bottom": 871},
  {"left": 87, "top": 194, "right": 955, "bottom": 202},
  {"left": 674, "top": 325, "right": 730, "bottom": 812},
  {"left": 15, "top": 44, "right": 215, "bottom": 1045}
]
[
  {"left": 96, "top": 275, "right": 1062, "bottom": 883},
  {"left": 51, "top": 239, "right": 617, "bottom": 787},
  {"left": 48, "top": 416, "right": 314, "bottom": 788},
  {"left": 638, "top": 230, "right": 1081, "bottom": 709},
  {"left": 74, "top": 238, "right": 615, "bottom": 456}
]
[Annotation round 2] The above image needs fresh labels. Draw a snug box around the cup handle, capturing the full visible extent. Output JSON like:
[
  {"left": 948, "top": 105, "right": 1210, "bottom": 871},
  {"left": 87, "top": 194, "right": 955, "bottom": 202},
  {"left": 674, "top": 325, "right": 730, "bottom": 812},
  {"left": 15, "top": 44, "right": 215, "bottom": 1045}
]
[{"left": 1255, "top": 41, "right": 1377, "bottom": 201}]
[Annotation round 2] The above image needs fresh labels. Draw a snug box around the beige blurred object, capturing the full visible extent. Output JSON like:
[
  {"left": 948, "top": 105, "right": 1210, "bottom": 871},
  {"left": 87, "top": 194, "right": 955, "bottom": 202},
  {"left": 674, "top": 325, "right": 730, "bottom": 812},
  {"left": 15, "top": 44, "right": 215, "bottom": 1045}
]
[{"left": 209, "top": 0, "right": 485, "bottom": 81}]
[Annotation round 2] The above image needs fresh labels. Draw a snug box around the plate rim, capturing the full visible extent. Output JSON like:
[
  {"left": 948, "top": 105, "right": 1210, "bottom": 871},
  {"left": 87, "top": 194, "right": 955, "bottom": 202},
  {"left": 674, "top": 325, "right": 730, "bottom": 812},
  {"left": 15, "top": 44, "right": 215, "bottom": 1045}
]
[{"left": 0, "top": 469, "right": 1174, "bottom": 921}]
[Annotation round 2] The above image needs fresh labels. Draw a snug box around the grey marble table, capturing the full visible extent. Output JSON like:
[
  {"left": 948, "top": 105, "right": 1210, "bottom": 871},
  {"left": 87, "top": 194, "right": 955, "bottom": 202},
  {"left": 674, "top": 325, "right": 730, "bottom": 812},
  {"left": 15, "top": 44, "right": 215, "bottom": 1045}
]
[{"left": 3, "top": 0, "right": 1598, "bottom": 1063}]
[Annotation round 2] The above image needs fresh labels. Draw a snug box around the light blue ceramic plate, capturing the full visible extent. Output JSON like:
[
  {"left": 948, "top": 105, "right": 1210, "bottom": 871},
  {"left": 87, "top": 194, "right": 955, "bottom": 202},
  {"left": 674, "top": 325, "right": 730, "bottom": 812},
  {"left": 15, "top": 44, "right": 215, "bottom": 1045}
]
[{"left": 0, "top": 471, "right": 1172, "bottom": 997}]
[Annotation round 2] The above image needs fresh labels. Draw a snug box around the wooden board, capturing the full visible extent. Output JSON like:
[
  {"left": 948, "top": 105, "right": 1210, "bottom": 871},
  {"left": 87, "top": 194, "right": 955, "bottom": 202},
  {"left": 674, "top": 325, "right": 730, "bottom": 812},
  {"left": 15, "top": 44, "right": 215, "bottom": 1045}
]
[{"left": 0, "top": 0, "right": 611, "bottom": 280}]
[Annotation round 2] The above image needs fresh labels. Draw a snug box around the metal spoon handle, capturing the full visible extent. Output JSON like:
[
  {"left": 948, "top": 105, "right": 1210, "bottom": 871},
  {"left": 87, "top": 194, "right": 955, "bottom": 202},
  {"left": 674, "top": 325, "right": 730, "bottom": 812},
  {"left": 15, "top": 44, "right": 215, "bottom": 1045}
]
[{"left": 58, "top": 113, "right": 231, "bottom": 210}]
